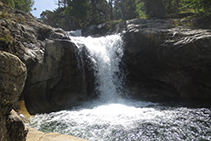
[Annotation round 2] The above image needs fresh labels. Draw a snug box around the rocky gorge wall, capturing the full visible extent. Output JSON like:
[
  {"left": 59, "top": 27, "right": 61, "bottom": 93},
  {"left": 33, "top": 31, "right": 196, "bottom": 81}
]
[
  {"left": 1, "top": 1, "right": 211, "bottom": 139},
  {"left": 123, "top": 19, "right": 211, "bottom": 102},
  {"left": 1, "top": 0, "right": 211, "bottom": 131},
  {"left": 23, "top": 39, "right": 96, "bottom": 114}
]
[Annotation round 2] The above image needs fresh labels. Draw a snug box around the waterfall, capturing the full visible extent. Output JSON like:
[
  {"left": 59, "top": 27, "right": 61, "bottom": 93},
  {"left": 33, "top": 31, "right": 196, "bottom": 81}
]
[
  {"left": 28, "top": 34, "right": 211, "bottom": 141},
  {"left": 69, "top": 34, "right": 125, "bottom": 102}
]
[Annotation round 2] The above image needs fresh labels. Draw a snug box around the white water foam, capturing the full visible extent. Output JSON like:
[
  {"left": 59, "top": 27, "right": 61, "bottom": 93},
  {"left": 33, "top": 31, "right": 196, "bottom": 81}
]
[
  {"left": 66, "top": 30, "right": 82, "bottom": 37},
  {"left": 28, "top": 100, "right": 211, "bottom": 141}
]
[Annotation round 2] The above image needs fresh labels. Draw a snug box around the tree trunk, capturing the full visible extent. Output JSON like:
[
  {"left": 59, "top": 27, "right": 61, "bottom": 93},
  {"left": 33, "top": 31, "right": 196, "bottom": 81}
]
[{"left": 109, "top": 0, "right": 113, "bottom": 20}]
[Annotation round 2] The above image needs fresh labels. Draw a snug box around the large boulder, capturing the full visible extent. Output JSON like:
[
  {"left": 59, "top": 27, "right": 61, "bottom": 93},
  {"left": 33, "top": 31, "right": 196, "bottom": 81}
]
[
  {"left": 23, "top": 40, "right": 96, "bottom": 114},
  {"left": 0, "top": 51, "right": 27, "bottom": 141},
  {"left": 123, "top": 18, "right": 211, "bottom": 101},
  {"left": 0, "top": 51, "right": 27, "bottom": 115}
]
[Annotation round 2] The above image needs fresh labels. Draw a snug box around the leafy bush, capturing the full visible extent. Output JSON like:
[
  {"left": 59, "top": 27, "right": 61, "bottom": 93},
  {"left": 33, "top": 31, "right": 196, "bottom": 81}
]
[
  {"left": 2, "top": 0, "right": 34, "bottom": 12},
  {"left": 180, "top": 0, "right": 211, "bottom": 15}
]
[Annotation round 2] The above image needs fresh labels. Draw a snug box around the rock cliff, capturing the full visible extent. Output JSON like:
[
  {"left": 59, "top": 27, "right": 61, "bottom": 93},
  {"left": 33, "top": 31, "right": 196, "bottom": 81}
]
[
  {"left": 123, "top": 18, "right": 211, "bottom": 101},
  {"left": 23, "top": 39, "right": 96, "bottom": 114}
]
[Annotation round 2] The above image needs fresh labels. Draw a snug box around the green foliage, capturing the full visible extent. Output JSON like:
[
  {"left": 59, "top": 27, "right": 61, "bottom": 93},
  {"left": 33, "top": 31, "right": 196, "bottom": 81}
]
[
  {"left": 88, "top": 0, "right": 110, "bottom": 24},
  {"left": 14, "top": 0, "right": 34, "bottom": 12},
  {"left": 0, "top": 11, "right": 9, "bottom": 18},
  {"left": 2, "top": 0, "right": 34, "bottom": 12},
  {"left": 161, "top": 0, "right": 211, "bottom": 17},
  {"left": 41, "top": 0, "right": 111, "bottom": 29},
  {"left": 41, "top": 0, "right": 210, "bottom": 30},
  {"left": 63, "top": 0, "right": 90, "bottom": 27},
  {"left": 41, "top": 0, "right": 147, "bottom": 29},
  {"left": 2, "top": 0, "right": 15, "bottom": 8},
  {"left": 72, "top": 0, "right": 89, "bottom": 24},
  {"left": 0, "top": 35, "right": 13, "bottom": 45},
  {"left": 0, "top": 34, "right": 14, "bottom": 52},
  {"left": 120, "top": 0, "right": 138, "bottom": 20},
  {"left": 136, "top": 0, "right": 147, "bottom": 19},
  {"left": 179, "top": 0, "right": 211, "bottom": 15}
]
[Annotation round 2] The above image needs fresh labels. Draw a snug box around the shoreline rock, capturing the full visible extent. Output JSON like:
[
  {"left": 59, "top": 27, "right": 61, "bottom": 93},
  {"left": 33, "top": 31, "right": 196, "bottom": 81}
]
[
  {"left": 17, "top": 100, "right": 88, "bottom": 141},
  {"left": 26, "top": 128, "right": 88, "bottom": 141},
  {"left": 0, "top": 51, "right": 27, "bottom": 141}
]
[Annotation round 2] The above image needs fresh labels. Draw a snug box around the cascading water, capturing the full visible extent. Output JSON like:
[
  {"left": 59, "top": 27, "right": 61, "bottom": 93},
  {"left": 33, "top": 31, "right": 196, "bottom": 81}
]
[
  {"left": 27, "top": 34, "right": 211, "bottom": 141},
  {"left": 70, "top": 35, "right": 125, "bottom": 102}
]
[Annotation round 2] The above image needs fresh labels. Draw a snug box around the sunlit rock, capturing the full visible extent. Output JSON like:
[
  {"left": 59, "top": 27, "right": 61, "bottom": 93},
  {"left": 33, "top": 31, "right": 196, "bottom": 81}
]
[
  {"left": 0, "top": 51, "right": 27, "bottom": 141},
  {"left": 123, "top": 19, "right": 211, "bottom": 101}
]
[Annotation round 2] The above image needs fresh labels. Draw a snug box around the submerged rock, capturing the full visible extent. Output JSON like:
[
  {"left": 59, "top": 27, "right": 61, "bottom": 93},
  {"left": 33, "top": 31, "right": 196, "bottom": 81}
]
[{"left": 123, "top": 18, "right": 211, "bottom": 101}]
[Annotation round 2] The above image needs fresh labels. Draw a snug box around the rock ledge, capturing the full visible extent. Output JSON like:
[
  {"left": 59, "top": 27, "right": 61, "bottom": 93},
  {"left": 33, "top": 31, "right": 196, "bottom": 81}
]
[{"left": 27, "top": 128, "right": 88, "bottom": 141}]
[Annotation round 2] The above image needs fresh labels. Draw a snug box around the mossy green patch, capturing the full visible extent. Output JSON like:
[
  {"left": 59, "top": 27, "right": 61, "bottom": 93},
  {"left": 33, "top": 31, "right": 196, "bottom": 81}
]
[
  {"left": 0, "top": 34, "right": 13, "bottom": 45},
  {"left": 0, "top": 11, "right": 8, "bottom": 18}
]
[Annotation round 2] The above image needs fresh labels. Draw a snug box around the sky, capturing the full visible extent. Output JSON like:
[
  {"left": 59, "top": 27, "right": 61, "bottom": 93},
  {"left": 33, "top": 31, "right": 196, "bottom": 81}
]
[{"left": 31, "top": 0, "right": 58, "bottom": 18}]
